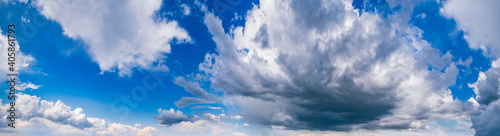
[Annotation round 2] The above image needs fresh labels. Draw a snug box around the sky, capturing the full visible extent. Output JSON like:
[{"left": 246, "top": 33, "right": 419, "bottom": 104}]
[{"left": 0, "top": 0, "right": 499, "bottom": 136}]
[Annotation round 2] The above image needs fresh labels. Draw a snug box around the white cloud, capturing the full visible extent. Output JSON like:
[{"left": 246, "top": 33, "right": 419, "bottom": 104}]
[
  {"left": 0, "top": 93, "right": 158, "bottom": 136},
  {"left": 442, "top": 1, "right": 500, "bottom": 135},
  {"left": 154, "top": 108, "right": 199, "bottom": 126},
  {"left": 254, "top": 117, "right": 474, "bottom": 136},
  {"left": 471, "top": 98, "right": 500, "bottom": 136},
  {"left": 189, "top": 105, "right": 222, "bottom": 110},
  {"left": 265, "top": 123, "right": 474, "bottom": 136},
  {"left": 207, "top": 106, "right": 221, "bottom": 110},
  {"left": 181, "top": 4, "right": 191, "bottom": 16},
  {"left": 203, "top": 113, "right": 222, "bottom": 122},
  {"left": 170, "top": 120, "right": 236, "bottom": 134},
  {"left": 467, "top": 59, "right": 500, "bottom": 135},
  {"left": 32, "top": 0, "right": 191, "bottom": 76},
  {"left": 153, "top": 108, "right": 242, "bottom": 134},
  {"left": 441, "top": 0, "right": 500, "bottom": 58},
  {"left": 174, "top": 77, "right": 214, "bottom": 100},
  {"left": 175, "top": 97, "right": 218, "bottom": 108},
  {"left": 0, "top": 28, "right": 35, "bottom": 81},
  {"left": 203, "top": 113, "right": 242, "bottom": 121},
  {"left": 199, "top": 0, "right": 471, "bottom": 132},
  {"left": 21, "top": 16, "right": 30, "bottom": 23},
  {"left": 416, "top": 13, "right": 426, "bottom": 19},
  {"left": 173, "top": 76, "right": 220, "bottom": 107},
  {"left": 0, "top": 0, "right": 28, "bottom": 4},
  {"left": 457, "top": 57, "right": 473, "bottom": 67},
  {"left": 16, "top": 82, "right": 42, "bottom": 91},
  {"left": 95, "top": 123, "right": 158, "bottom": 136},
  {"left": 135, "top": 124, "right": 141, "bottom": 127},
  {"left": 232, "top": 132, "right": 249, "bottom": 136},
  {"left": 230, "top": 115, "right": 242, "bottom": 120}
]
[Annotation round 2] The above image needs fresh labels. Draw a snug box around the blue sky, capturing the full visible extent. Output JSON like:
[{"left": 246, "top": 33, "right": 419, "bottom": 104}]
[{"left": 1, "top": 0, "right": 500, "bottom": 136}]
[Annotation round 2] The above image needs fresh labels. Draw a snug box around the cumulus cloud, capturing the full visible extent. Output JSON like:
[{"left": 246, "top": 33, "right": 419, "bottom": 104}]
[
  {"left": 181, "top": 4, "right": 191, "bottom": 16},
  {"left": 232, "top": 132, "right": 250, "bottom": 136},
  {"left": 199, "top": 0, "right": 470, "bottom": 131},
  {"left": 173, "top": 76, "right": 220, "bottom": 107},
  {"left": 468, "top": 59, "right": 500, "bottom": 136},
  {"left": 0, "top": 94, "right": 158, "bottom": 136},
  {"left": 457, "top": 57, "right": 473, "bottom": 67},
  {"left": 32, "top": 0, "right": 191, "bottom": 76}
]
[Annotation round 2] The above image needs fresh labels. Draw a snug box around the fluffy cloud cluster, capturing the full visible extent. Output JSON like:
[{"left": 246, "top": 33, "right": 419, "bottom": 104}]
[
  {"left": 0, "top": 94, "right": 158, "bottom": 136},
  {"left": 442, "top": 0, "right": 500, "bottom": 135},
  {"left": 198, "top": 0, "right": 472, "bottom": 131},
  {"left": 32, "top": 0, "right": 191, "bottom": 76},
  {"left": 441, "top": 0, "right": 500, "bottom": 59}
]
